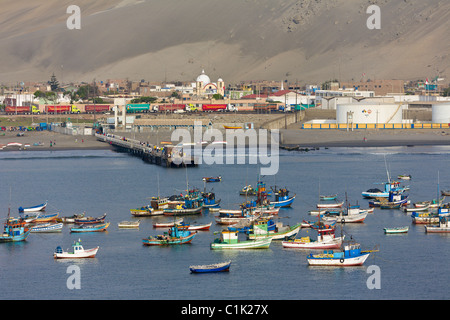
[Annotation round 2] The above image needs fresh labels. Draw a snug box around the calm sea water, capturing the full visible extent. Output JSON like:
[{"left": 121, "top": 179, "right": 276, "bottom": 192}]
[{"left": 0, "top": 146, "right": 449, "bottom": 300}]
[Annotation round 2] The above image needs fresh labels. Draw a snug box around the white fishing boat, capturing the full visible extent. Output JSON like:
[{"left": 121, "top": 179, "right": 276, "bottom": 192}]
[
  {"left": 282, "top": 226, "right": 344, "bottom": 249},
  {"left": 30, "top": 222, "right": 63, "bottom": 233},
  {"left": 153, "top": 218, "right": 183, "bottom": 228},
  {"left": 54, "top": 239, "right": 99, "bottom": 259},
  {"left": 118, "top": 220, "right": 140, "bottom": 228},
  {"left": 425, "top": 217, "right": 450, "bottom": 233},
  {"left": 384, "top": 226, "right": 409, "bottom": 234},
  {"left": 307, "top": 243, "right": 374, "bottom": 267},
  {"left": 211, "top": 230, "right": 273, "bottom": 250}
]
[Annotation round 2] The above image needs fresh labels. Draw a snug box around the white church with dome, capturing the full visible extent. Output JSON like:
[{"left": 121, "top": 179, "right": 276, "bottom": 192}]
[{"left": 193, "top": 70, "right": 225, "bottom": 97}]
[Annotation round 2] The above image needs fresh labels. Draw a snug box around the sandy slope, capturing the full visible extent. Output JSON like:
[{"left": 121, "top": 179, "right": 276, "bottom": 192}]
[{"left": 0, "top": 0, "right": 448, "bottom": 84}]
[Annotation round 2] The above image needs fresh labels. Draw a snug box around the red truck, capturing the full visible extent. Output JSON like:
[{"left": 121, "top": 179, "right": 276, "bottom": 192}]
[
  {"left": 85, "top": 105, "right": 110, "bottom": 113},
  {"left": 202, "top": 104, "right": 228, "bottom": 112},
  {"left": 5, "top": 105, "right": 40, "bottom": 115},
  {"left": 45, "top": 105, "right": 81, "bottom": 114}
]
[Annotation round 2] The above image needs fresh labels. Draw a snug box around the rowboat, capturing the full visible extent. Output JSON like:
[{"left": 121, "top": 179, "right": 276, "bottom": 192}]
[
  {"left": 414, "top": 197, "right": 445, "bottom": 209},
  {"left": 202, "top": 176, "right": 222, "bottom": 182},
  {"left": 70, "top": 222, "right": 110, "bottom": 233},
  {"left": 60, "top": 212, "right": 85, "bottom": 223},
  {"left": 153, "top": 218, "right": 183, "bottom": 228},
  {"left": 403, "top": 204, "right": 429, "bottom": 212},
  {"left": 211, "top": 230, "right": 272, "bottom": 250},
  {"left": 54, "top": 239, "right": 99, "bottom": 259},
  {"left": 30, "top": 222, "right": 63, "bottom": 233},
  {"left": 18, "top": 201, "right": 47, "bottom": 213},
  {"left": 74, "top": 213, "right": 106, "bottom": 224},
  {"left": 247, "top": 220, "right": 302, "bottom": 240},
  {"left": 181, "top": 221, "right": 212, "bottom": 231},
  {"left": 397, "top": 174, "right": 412, "bottom": 180},
  {"left": 190, "top": 260, "right": 232, "bottom": 273},
  {"left": 316, "top": 201, "right": 344, "bottom": 209},
  {"left": 0, "top": 217, "right": 31, "bottom": 242},
  {"left": 282, "top": 226, "right": 344, "bottom": 249},
  {"left": 307, "top": 243, "right": 373, "bottom": 266},
  {"left": 425, "top": 217, "right": 450, "bottom": 233},
  {"left": 384, "top": 226, "right": 409, "bottom": 234},
  {"left": 142, "top": 225, "right": 196, "bottom": 246},
  {"left": 32, "top": 212, "right": 59, "bottom": 223},
  {"left": 118, "top": 220, "right": 140, "bottom": 228},
  {"left": 320, "top": 194, "right": 338, "bottom": 201},
  {"left": 321, "top": 210, "right": 368, "bottom": 224}
]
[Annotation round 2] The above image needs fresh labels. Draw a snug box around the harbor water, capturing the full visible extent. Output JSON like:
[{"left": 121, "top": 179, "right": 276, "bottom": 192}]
[{"left": 0, "top": 146, "right": 449, "bottom": 300}]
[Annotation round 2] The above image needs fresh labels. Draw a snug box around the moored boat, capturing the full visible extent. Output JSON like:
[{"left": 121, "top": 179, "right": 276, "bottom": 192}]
[
  {"left": 320, "top": 194, "right": 338, "bottom": 201},
  {"left": 384, "top": 226, "right": 409, "bottom": 234},
  {"left": 30, "top": 222, "right": 63, "bottom": 233},
  {"left": 211, "top": 230, "right": 272, "bottom": 250},
  {"left": 130, "top": 197, "right": 168, "bottom": 217},
  {"left": 411, "top": 212, "right": 439, "bottom": 224},
  {"left": 247, "top": 219, "right": 302, "bottom": 240},
  {"left": 190, "top": 260, "right": 232, "bottom": 273},
  {"left": 18, "top": 201, "right": 48, "bottom": 213},
  {"left": 424, "top": 217, "right": 450, "bottom": 233},
  {"left": 282, "top": 226, "right": 344, "bottom": 249},
  {"left": 316, "top": 201, "right": 344, "bottom": 209},
  {"left": 74, "top": 213, "right": 106, "bottom": 224},
  {"left": 271, "top": 188, "right": 295, "bottom": 207},
  {"left": 397, "top": 174, "right": 412, "bottom": 180},
  {"left": 70, "top": 222, "right": 110, "bottom": 233},
  {"left": 202, "top": 176, "right": 222, "bottom": 182},
  {"left": 307, "top": 243, "right": 374, "bottom": 266},
  {"left": 142, "top": 224, "right": 196, "bottom": 246},
  {"left": 118, "top": 220, "right": 140, "bottom": 228},
  {"left": 153, "top": 218, "right": 183, "bottom": 228},
  {"left": 54, "top": 239, "right": 99, "bottom": 259},
  {"left": 163, "top": 197, "right": 202, "bottom": 216},
  {"left": 60, "top": 212, "right": 85, "bottom": 223},
  {"left": 0, "top": 217, "right": 31, "bottom": 242},
  {"left": 181, "top": 221, "right": 212, "bottom": 231}
]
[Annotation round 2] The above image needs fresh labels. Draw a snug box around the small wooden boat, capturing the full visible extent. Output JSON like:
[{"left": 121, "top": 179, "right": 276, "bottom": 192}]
[
  {"left": 153, "top": 218, "right": 183, "bottom": 228},
  {"left": 18, "top": 201, "right": 48, "bottom": 213},
  {"left": 181, "top": 221, "right": 212, "bottom": 231},
  {"left": 210, "top": 230, "right": 272, "bottom": 250},
  {"left": 74, "top": 213, "right": 106, "bottom": 224},
  {"left": 142, "top": 225, "right": 196, "bottom": 246},
  {"left": 0, "top": 217, "right": 31, "bottom": 242},
  {"left": 307, "top": 243, "right": 373, "bottom": 267},
  {"left": 202, "top": 176, "right": 222, "bottom": 182},
  {"left": 190, "top": 261, "right": 232, "bottom": 273},
  {"left": 282, "top": 226, "right": 344, "bottom": 249},
  {"left": 60, "top": 212, "right": 85, "bottom": 223},
  {"left": 317, "top": 201, "right": 344, "bottom": 209},
  {"left": 247, "top": 219, "right": 302, "bottom": 240},
  {"left": 403, "top": 204, "right": 430, "bottom": 212},
  {"left": 54, "top": 239, "right": 99, "bottom": 259},
  {"left": 414, "top": 197, "right": 445, "bottom": 208},
  {"left": 397, "top": 174, "right": 412, "bottom": 180},
  {"left": 384, "top": 226, "right": 409, "bottom": 234},
  {"left": 30, "top": 222, "right": 63, "bottom": 233},
  {"left": 320, "top": 194, "right": 338, "bottom": 201},
  {"left": 441, "top": 190, "right": 450, "bottom": 196},
  {"left": 70, "top": 222, "right": 110, "bottom": 233},
  {"left": 118, "top": 220, "right": 140, "bottom": 228}
]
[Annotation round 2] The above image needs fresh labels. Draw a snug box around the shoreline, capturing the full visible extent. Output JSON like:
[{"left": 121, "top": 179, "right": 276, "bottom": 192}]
[{"left": 1, "top": 128, "right": 450, "bottom": 152}]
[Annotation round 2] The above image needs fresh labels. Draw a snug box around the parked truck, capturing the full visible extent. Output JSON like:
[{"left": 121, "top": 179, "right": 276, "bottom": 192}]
[
  {"left": 5, "top": 105, "right": 41, "bottom": 115},
  {"left": 125, "top": 104, "right": 151, "bottom": 113},
  {"left": 45, "top": 105, "right": 81, "bottom": 114},
  {"left": 202, "top": 104, "right": 228, "bottom": 112},
  {"left": 85, "top": 105, "right": 111, "bottom": 113},
  {"left": 157, "top": 104, "right": 186, "bottom": 112}
]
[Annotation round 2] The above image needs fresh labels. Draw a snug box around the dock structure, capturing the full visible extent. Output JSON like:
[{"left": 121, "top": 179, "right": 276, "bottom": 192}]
[{"left": 95, "top": 133, "right": 197, "bottom": 168}]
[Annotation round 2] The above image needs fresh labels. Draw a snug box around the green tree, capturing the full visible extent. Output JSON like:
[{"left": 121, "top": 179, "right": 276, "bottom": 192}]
[{"left": 212, "top": 93, "right": 223, "bottom": 100}]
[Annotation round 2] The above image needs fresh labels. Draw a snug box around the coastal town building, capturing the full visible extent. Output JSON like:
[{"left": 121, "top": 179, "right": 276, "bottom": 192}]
[{"left": 339, "top": 79, "right": 404, "bottom": 96}]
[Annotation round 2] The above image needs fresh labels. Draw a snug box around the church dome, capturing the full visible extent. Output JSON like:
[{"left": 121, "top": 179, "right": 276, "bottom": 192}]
[{"left": 196, "top": 69, "right": 211, "bottom": 84}]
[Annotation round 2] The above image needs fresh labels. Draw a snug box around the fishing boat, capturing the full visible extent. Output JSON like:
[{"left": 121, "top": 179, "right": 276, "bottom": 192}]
[
  {"left": 271, "top": 188, "right": 295, "bottom": 208},
  {"left": 411, "top": 212, "right": 439, "bottom": 224},
  {"left": 118, "top": 220, "right": 140, "bottom": 228},
  {"left": 414, "top": 197, "right": 445, "bottom": 209},
  {"left": 21, "top": 212, "right": 59, "bottom": 223},
  {"left": 316, "top": 201, "right": 344, "bottom": 209},
  {"left": 163, "top": 197, "right": 202, "bottom": 216},
  {"left": 247, "top": 219, "right": 302, "bottom": 240},
  {"left": 142, "top": 224, "right": 196, "bottom": 246},
  {"left": 239, "top": 185, "right": 256, "bottom": 196},
  {"left": 425, "top": 217, "right": 450, "bottom": 233},
  {"left": 362, "top": 181, "right": 407, "bottom": 199},
  {"left": 441, "top": 190, "right": 450, "bottom": 197},
  {"left": 131, "top": 197, "right": 168, "bottom": 217},
  {"left": 282, "top": 225, "right": 344, "bottom": 249},
  {"left": 180, "top": 221, "right": 212, "bottom": 231},
  {"left": 307, "top": 242, "right": 374, "bottom": 267},
  {"left": 321, "top": 209, "right": 368, "bottom": 224},
  {"left": 60, "top": 212, "right": 85, "bottom": 223},
  {"left": 153, "top": 218, "right": 183, "bottom": 228},
  {"left": 202, "top": 176, "right": 222, "bottom": 182},
  {"left": 201, "top": 192, "right": 221, "bottom": 208},
  {"left": 239, "top": 181, "right": 272, "bottom": 197},
  {"left": 320, "top": 194, "right": 338, "bottom": 201},
  {"left": 70, "top": 222, "right": 110, "bottom": 233},
  {"left": 369, "top": 191, "right": 409, "bottom": 208},
  {"left": 384, "top": 226, "right": 409, "bottom": 234},
  {"left": 211, "top": 230, "right": 272, "bottom": 250},
  {"left": 30, "top": 222, "right": 63, "bottom": 233},
  {"left": 18, "top": 201, "right": 47, "bottom": 213},
  {"left": 0, "top": 217, "right": 31, "bottom": 242},
  {"left": 397, "top": 174, "right": 412, "bottom": 180},
  {"left": 190, "top": 260, "right": 232, "bottom": 273},
  {"left": 54, "top": 239, "right": 99, "bottom": 259},
  {"left": 403, "top": 204, "right": 430, "bottom": 213},
  {"left": 74, "top": 213, "right": 107, "bottom": 224}
]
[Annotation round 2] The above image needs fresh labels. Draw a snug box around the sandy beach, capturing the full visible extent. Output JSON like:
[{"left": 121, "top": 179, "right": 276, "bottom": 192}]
[{"left": 1, "top": 127, "right": 450, "bottom": 152}]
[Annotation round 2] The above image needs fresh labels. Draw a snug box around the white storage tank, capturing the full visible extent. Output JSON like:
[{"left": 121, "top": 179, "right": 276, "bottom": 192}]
[
  {"left": 432, "top": 103, "right": 450, "bottom": 123},
  {"left": 336, "top": 103, "right": 403, "bottom": 124}
]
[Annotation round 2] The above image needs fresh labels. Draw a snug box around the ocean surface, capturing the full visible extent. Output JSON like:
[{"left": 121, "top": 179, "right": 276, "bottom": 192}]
[{"left": 0, "top": 145, "right": 449, "bottom": 300}]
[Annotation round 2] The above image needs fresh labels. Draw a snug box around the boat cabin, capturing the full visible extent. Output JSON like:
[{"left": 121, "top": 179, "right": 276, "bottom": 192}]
[
  {"left": 151, "top": 197, "right": 169, "bottom": 209},
  {"left": 220, "top": 231, "right": 239, "bottom": 244},
  {"left": 343, "top": 244, "right": 362, "bottom": 257}
]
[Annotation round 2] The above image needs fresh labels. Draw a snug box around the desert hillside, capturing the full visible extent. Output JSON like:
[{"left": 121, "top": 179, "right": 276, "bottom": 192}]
[{"left": 0, "top": 0, "right": 448, "bottom": 85}]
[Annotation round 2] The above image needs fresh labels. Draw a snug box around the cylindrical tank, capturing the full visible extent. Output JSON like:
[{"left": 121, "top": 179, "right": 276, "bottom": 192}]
[
  {"left": 336, "top": 103, "right": 403, "bottom": 124},
  {"left": 432, "top": 103, "right": 450, "bottom": 123}
]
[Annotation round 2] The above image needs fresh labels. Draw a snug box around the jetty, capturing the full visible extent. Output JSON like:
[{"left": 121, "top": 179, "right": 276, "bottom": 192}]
[{"left": 95, "top": 133, "right": 197, "bottom": 167}]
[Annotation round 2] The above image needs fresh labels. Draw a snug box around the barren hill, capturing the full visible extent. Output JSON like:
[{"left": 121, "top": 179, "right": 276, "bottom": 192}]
[{"left": 0, "top": 0, "right": 448, "bottom": 85}]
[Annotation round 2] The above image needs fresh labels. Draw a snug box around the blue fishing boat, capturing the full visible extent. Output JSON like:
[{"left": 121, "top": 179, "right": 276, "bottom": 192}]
[
  {"left": 0, "top": 217, "right": 31, "bottom": 242},
  {"left": 202, "top": 176, "right": 222, "bottom": 182},
  {"left": 190, "top": 260, "right": 231, "bottom": 273},
  {"left": 201, "top": 191, "right": 221, "bottom": 208},
  {"left": 362, "top": 181, "right": 408, "bottom": 199},
  {"left": 163, "top": 197, "right": 203, "bottom": 216},
  {"left": 307, "top": 242, "right": 375, "bottom": 266},
  {"left": 142, "top": 224, "right": 196, "bottom": 245},
  {"left": 271, "top": 188, "right": 295, "bottom": 208},
  {"left": 18, "top": 201, "right": 47, "bottom": 213}
]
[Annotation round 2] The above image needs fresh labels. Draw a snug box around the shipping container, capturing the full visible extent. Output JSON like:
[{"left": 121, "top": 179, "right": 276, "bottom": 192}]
[
  {"left": 126, "top": 104, "right": 151, "bottom": 113},
  {"left": 157, "top": 104, "right": 186, "bottom": 112},
  {"left": 202, "top": 104, "right": 227, "bottom": 111},
  {"left": 85, "top": 105, "right": 111, "bottom": 113}
]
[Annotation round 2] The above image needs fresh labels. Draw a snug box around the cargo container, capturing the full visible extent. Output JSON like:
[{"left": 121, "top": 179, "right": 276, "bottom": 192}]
[
  {"left": 125, "top": 104, "right": 151, "bottom": 113},
  {"left": 157, "top": 104, "right": 186, "bottom": 112},
  {"left": 5, "top": 105, "right": 40, "bottom": 115},
  {"left": 202, "top": 104, "right": 228, "bottom": 112},
  {"left": 45, "top": 105, "right": 81, "bottom": 114},
  {"left": 85, "top": 105, "right": 110, "bottom": 113},
  {"left": 235, "top": 106, "right": 254, "bottom": 112},
  {"left": 254, "top": 103, "right": 278, "bottom": 111}
]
